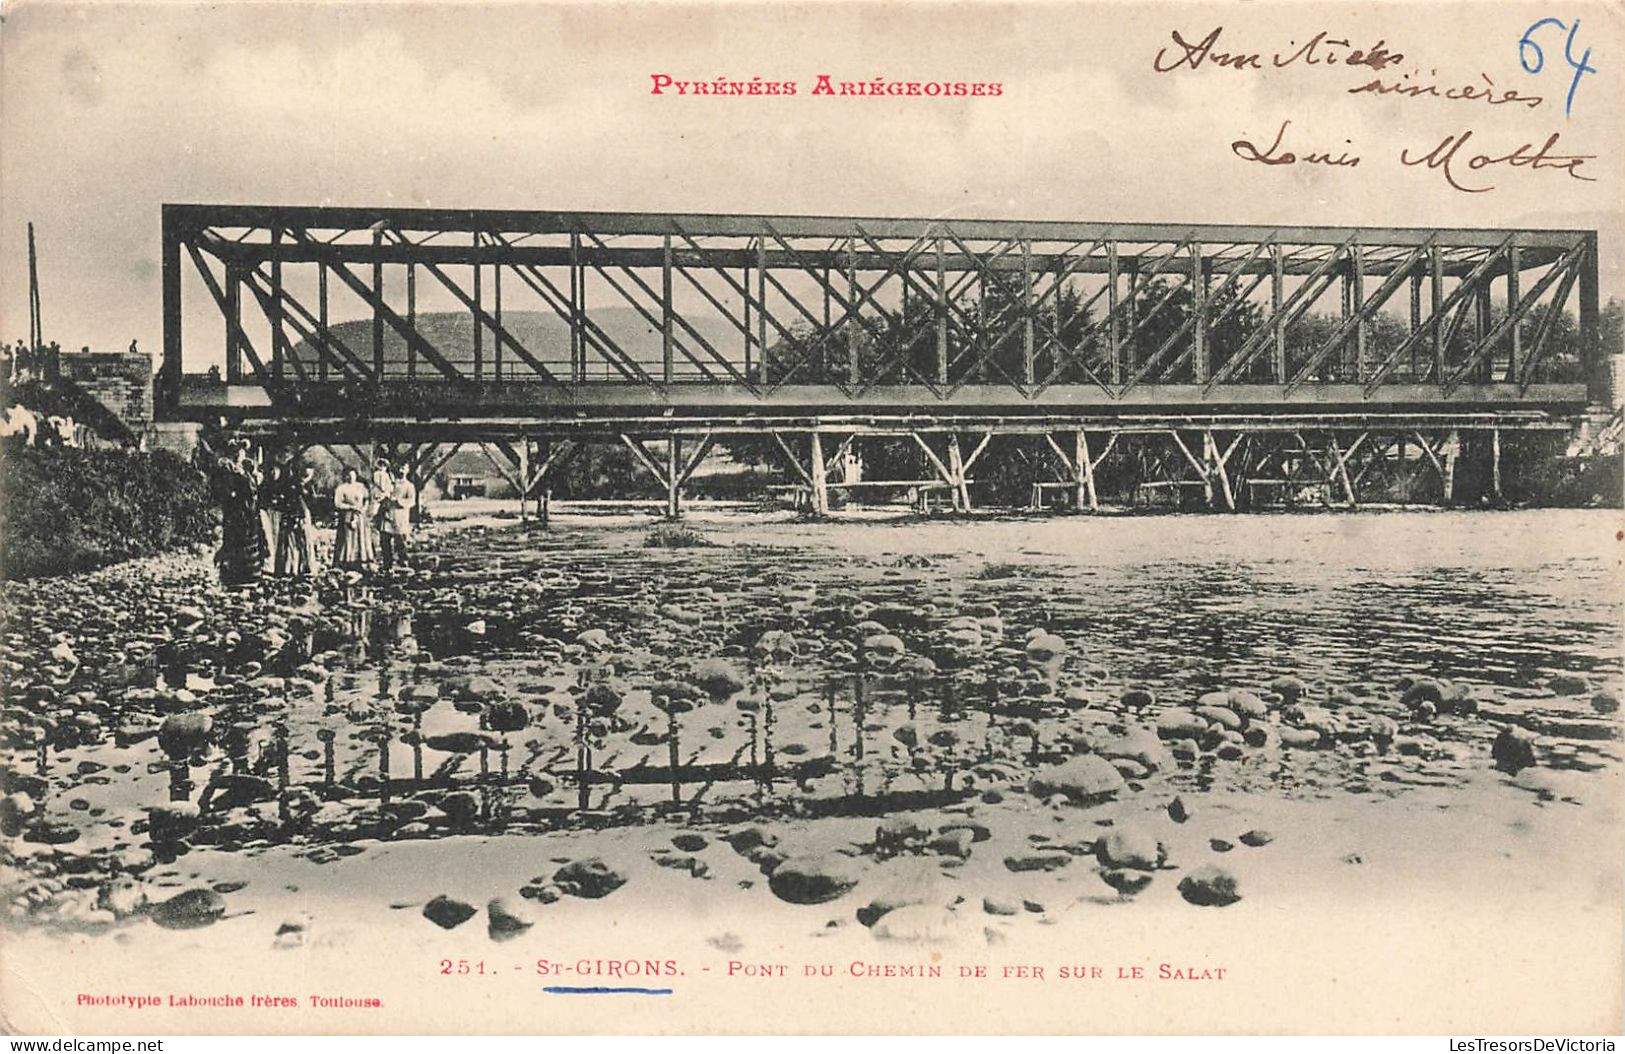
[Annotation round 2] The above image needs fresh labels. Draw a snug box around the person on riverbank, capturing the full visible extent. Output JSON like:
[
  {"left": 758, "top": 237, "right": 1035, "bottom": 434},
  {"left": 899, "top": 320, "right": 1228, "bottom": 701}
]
[
  {"left": 369, "top": 457, "right": 394, "bottom": 550},
  {"left": 333, "top": 467, "right": 375, "bottom": 570},
  {"left": 212, "top": 447, "right": 266, "bottom": 587},
  {"left": 378, "top": 462, "right": 416, "bottom": 572},
  {"left": 274, "top": 463, "right": 320, "bottom": 576},
  {"left": 259, "top": 462, "right": 284, "bottom": 559}
]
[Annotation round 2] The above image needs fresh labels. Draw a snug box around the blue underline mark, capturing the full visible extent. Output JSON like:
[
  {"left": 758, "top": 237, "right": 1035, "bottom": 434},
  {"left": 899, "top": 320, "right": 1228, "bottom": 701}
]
[{"left": 543, "top": 985, "right": 674, "bottom": 996}]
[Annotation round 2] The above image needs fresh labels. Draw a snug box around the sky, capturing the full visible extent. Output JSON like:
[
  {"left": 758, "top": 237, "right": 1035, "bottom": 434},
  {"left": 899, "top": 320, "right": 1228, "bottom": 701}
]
[{"left": 1, "top": 0, "right": 1621, "bottom": 361}]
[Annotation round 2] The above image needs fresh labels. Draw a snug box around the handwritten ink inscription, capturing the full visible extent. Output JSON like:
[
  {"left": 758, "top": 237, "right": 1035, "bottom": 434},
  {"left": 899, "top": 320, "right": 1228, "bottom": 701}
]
[
  {"left": 1153, "top": 27, "right": 1405, "bottom": 72},
  {"left": 1231, "top": 122, "right": 1597, "bottom": 193},
  {"left": 1518, "top": 17, "right": 1597, "bottom": 116},
  {"left": 1156, "top": 24, "right": 1604, "bottom": 196}
]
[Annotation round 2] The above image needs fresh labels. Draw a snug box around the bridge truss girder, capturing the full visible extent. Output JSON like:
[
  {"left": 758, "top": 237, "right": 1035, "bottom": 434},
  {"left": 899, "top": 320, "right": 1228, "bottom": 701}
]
[{"left": 160, "top": 205, "right": 1601, "bottom": 422}]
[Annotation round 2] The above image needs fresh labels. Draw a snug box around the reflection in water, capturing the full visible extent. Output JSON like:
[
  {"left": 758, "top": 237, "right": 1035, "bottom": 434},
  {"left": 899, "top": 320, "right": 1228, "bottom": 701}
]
[{"left": 3, "top": 512, "right": 1621, "bottom": 863}]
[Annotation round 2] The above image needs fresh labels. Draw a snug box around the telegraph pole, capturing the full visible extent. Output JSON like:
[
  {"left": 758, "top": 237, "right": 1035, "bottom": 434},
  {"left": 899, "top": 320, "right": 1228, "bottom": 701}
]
[{"left": 28, "top": 222, "right": 43, "bottom": 350}]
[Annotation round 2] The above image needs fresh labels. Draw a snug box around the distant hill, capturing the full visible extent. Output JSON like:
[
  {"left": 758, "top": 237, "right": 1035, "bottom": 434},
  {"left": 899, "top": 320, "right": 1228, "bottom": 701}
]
[{"left": 289, "top": 307, "right": 747, "bottom": 380}]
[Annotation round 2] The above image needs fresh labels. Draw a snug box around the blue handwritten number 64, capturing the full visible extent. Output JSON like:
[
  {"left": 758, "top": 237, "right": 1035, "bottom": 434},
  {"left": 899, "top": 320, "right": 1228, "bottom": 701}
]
[{"left": 1519, "top": 17, "right": 1596, "bottom": 117}]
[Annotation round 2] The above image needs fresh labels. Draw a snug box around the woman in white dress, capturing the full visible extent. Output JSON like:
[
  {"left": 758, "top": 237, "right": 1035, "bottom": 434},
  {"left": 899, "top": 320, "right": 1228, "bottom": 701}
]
[{"left": 332, "top": 468, "right": 375, "bottom": 569}]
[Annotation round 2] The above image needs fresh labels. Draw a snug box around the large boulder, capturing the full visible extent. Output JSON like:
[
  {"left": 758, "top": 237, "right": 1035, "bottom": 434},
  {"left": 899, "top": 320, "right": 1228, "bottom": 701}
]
[
  {"left": 1097, "top": 826, "right": 1165, "bottom": 871},
  {"left": 150, "top": 888, "right": 227, "bottom": 929},
  {"left": 486, "top": 898, "right": 534, "bottom": 942},
  {"left": 422, "top": 894, "right": 477, "bottom": 930},
  {"left": 1178, "top": 866, "right": 1241, "bottom": 907},
  {"left": 767, "top": 854, "right": 861, "bottom": 905},
  {"left": 553, "top": 857, "right": 628, "bottom": 899},
  {"left": 1156, "top": 708, "right": 1208, "bottom": 741},
  {"left": 1492, "top": 727, "right": 1538, "bottom": 775},
  {"left": 1028, "top": 755, "right": 1126, "bottom": 805},
  {"left": 157, "top": 713, "right": 212, "bottom": 760},
  {"left": 690, "top": 659, "right": 748, "bottom": 700}
]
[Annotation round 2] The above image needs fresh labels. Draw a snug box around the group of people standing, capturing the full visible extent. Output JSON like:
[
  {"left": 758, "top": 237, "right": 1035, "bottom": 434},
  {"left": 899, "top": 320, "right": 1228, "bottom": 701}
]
[
  {"left": 333, "top": 459, "right": 417, "bottom": 573},
  {"left": 211, "top": 444, "right": 417, "bottom": 587}
]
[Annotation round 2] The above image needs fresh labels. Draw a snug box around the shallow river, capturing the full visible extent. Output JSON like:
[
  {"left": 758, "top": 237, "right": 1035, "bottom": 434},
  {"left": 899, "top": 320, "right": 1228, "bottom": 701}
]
[{"left": 3, "top": 507, "right": 1622, "bottom": 867}]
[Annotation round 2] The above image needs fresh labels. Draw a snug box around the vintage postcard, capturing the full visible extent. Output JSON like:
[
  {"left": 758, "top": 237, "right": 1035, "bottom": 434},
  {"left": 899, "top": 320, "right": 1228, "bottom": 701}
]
[{"left": 0, "top": 0, "right": 1621, "bottom": 1037}]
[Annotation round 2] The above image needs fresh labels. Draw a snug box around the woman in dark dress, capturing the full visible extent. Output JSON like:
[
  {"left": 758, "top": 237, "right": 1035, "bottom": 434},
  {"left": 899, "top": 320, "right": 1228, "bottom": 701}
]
[
  {"left": 274, "top": 463, "right": 320, "bottom": 576},
  {"left": 213, "top": 450, "right": 267, "bottom": 586}
]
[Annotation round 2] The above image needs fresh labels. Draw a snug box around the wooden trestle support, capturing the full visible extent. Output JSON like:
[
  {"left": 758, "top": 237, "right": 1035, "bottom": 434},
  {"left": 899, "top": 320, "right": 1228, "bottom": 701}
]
[{"left": 251, "top": 414, "right": 1560, "bottom": 522}]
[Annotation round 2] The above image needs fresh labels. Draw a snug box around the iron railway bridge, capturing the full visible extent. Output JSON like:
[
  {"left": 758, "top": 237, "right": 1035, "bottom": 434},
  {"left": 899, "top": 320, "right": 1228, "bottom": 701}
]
[{"left": 159, "top": 204, "right": 1604, "bottom": 516}]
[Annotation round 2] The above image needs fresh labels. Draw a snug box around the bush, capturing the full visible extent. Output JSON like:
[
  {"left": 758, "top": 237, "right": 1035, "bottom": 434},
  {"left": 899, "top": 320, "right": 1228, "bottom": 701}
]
[
  {"left": 0, "top": 446, "right": 216, "bottom": 579},
  {"left": 643, "top": 523, "right": 712, "bottom": 549}
]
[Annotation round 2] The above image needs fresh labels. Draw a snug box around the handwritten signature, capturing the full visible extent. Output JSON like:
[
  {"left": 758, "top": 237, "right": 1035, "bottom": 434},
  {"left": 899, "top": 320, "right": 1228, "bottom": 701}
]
[{"left": 1232, "top": 121, "right": 1597, "bottom": 193}]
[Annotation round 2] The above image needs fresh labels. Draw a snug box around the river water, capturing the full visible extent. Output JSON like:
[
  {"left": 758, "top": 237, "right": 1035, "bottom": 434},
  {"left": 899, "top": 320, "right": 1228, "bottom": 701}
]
[{"left": 3, "top": 506, "right": 1622, "bottom": 874}]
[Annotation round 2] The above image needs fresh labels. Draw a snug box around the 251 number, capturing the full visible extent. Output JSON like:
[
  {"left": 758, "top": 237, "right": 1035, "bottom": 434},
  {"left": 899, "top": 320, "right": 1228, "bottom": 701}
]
[{"left": 439, "top": 959, "right": 488, "bottom": 975}]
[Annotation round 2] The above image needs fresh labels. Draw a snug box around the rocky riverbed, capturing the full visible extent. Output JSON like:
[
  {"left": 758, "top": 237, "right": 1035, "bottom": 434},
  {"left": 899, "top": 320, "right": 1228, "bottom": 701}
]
[{"left": 1, "top": 507, "right": 1621, "bottom": 1032}]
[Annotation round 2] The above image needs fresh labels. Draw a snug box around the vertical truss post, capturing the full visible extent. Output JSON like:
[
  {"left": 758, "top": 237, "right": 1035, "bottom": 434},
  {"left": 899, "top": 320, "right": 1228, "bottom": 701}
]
[
  {"left": 472, "top": 233, "right": 483, "bottom": 380},
  {"left": 1339, "top": 254, "right": 1353, "bottom": 378},
  {"left": 1474, "top": 278, "right": 1492, "bottom": 384},
  {"left": 1191, "top": 243, "right": 1207, "bottom": 383},
  {"left": 665, "top": 434, "right": 681, "bottom": 521},
  {"left": 758, "top": 237, "right": 769, "bottom": 386},
  {"left": 225, "top": 265, "right": 243, "bottom": 383},
  {"left": 1430, "top": 245, "right": 1445, "bottom": 382},
  {"left": 809, "top": 431, "right": 829, "bottom": 517},
  {"left": 569, "top": 232, "right": 583, "bottom": 383},
  {"left": 1271, "top": 243, "right": 1285, "bottom": 383},
  {"left": 662, "top": 234, "right": 674, "bottom": 385},
  {"left": 1579, "top": 232, "right": 1599, "bottom": 394},
  {"left": 405, "top": 261, "right": 415, "bottom": 381},
  {"left": 160, "top": 211, "right": 182, "bottom": 414},
  {"left": 936, "top": 235, "right": 948, "bottom": 386},
  {"left": 372, "top": 227, "right": 385, "bottom": 381},
  {"left": 1506, "top": 246, "right": 1521, "bottom": 381},
  {"left": 743, "top": 259, "right": 754, "bottom": 380},
  {"left": 1022, "top": 240, "right": 1035, "bottom": 385},
  {"left": 1125, "top": 266, "right": 1139, "bottom": 378},
  {"left": 846, "top": 234, "right": 859, "bottom": 386},
  {"left": 1408, "top": 266, "right": 1422, "bottom": 379},
  {"left": 320, "top": 261, "right": 332, "bottom": 383},
  {"left": 1352, "top": 245, "right": 1368, "bottom": 381},
  {"left": 493, "top": 257, "right": 503, "bottom": 382},
  {"left": 270, "top": 228, "right": 285, "bottom": 381},
  {"left": 1107, "top": 242, "right": 1121, "bottom": 386}
]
